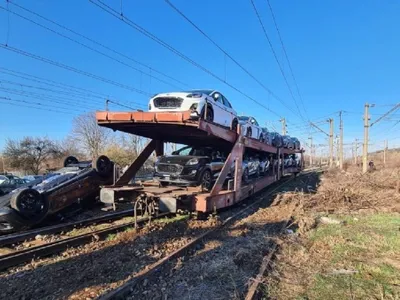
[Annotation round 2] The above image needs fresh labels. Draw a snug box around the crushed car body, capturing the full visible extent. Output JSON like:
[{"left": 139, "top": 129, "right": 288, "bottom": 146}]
[{"left": 0, "top": 155, "right": 114, "bottom": 234}]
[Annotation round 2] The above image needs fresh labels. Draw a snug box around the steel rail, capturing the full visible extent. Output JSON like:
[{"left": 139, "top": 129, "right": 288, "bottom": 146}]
[
  {"left": 0, "top": 212, "right": 171, "bottom": 271},
  {"left": 98, "top": 172, "right": 310, "bottom": 300},
  {"left": 245, "top": 170, "right": 318, "bottom": 300},
  {"left": 0, "top": 208, "right": 138, "bottom": 247}
]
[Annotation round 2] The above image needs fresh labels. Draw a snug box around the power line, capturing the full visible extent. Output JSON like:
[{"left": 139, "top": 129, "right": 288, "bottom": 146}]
[
  {"left": 0, "top": 96, "right": 77, "bottom": 114},
  {"left": 0, "top": 5, "right": 181, "bottom": 91},
  {"left": 250, "top": 0, "right": 305, "bottom": 122},
  {"left": 0, "top": 67, "right": 147, "bottom": 108},
  {"left": 0, "top": 86, "right": 99, "bottom": 111},
  {"left": 90, "top": 0, "right": 284, "bottom": 119},
  {"left": 266, "top": 0, "right": 309, "bottom": 119},
  {"left": 0, "top": 44, "right": 151, "bottom": 97},
  {"left": 7, "top": 1, "right": 191, "bottom": 89},
  {"left": 164, "top": 0, "right": 301, "bottom": 120}
]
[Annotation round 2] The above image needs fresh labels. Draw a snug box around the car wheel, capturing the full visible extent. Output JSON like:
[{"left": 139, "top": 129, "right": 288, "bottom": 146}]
[
  {"left": 10, "top": 188, "right": 49, "bottom": 222},
  {"left": 159, "top": 181, "right": 169, "bottom": 187},
  {"left": 246, "top": 128, "right": 252, "bottom": 138},
  {"left": 259, "top": 134, "right": 264, "bottom": 142},
  {"left": 231, "top": 118, "right": 238, "bottom": 132},
  {"left": 199, "top": 169, "right": 213, "bottom": 191},
  {"left": 95, "top": 155, "right": 113, "bottom": 177},
  {"left": 242, "top": 168, "right": 249, "bottom": 184},
  {"left": 202, "top": 105, "right": 214, "bottom": 122},
  {"left": 63, "top": 156, "right": 79, "bottom": 167}
]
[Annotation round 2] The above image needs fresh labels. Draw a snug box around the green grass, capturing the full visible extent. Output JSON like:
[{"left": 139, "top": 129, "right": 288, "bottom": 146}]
[{"left": 303, "top": 214, "right": 400, "bottom": 299}]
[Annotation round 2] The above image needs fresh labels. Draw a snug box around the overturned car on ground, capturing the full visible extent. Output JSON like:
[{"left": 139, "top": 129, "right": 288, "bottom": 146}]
[{"left": 0, "top": 155, "right": 114, "bottom": 234}]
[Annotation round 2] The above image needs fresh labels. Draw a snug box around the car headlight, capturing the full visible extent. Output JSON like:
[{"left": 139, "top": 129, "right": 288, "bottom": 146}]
[{"left": 186, "top": 158, "right": 199, "bottom": 165}]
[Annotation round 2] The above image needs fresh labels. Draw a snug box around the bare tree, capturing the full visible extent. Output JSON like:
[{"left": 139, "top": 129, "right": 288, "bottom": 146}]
[
  {"left": 71, "top": 112, "right": 110, "bottom": 160},
  {"left": 3, "top": 137, "right": 62, "bottom": 174}
]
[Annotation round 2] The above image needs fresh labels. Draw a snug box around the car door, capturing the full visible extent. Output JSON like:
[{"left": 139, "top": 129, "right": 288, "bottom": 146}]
[
  {"left": 221, "top": 94, "right": 236, "bottom": 126},
  {"left": 209, "top": 92, "right": 225, "bottom": 125},
  {"left": 250, "top": 117, "right": 260, "bottom": 139}
]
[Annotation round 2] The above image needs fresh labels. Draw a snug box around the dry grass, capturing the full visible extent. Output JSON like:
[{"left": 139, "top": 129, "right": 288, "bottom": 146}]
[{"left": 262, "top": 159, "right": 400, "bottom": 300}]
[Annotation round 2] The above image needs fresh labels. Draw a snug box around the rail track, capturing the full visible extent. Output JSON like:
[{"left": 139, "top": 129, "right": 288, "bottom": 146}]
[
  {"left": 0, "top": 212, "right": 171, "bottom": 271},
  {"left": 98, "top": 169, "right": 319, "bottom": 300},
  {"left": 0, "top": 208, "right": 140, "bottom": 247}
]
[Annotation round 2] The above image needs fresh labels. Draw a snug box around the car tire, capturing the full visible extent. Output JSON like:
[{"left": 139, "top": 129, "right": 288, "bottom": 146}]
[
  {"left": 199, "top": 169, "right": 213, "bottom": 191},
  {"left": 159, "top": 181, "right": 169, "bottom": 187},
  {"left": 231, "top": 118, "right": 238, "bottom": 133},
  {"left": 10, "top": 188, "right": 49, "bottom": 222},
  {"left": 201, "top": 105, "right": 214, "bottom": 122},
  {"left": 63, "top": 156, "right": 79, "bottom": 167},
  {"left": 242, "top": 168, "right": 249, "bottom": 184},
  {"left": 246, "top": 128, "right": 252, "bottom": 138},
  {"left": 95, "top": 155, "right": 113, "bottom": 177}
]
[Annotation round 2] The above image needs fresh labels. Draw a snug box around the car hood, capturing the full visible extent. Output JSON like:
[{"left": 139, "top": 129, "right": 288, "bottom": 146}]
[{"left": 157, "top": 155, "right": 208, "bottom": 165}]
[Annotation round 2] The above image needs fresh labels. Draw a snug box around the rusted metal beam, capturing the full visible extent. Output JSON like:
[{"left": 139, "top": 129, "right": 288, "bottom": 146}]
[
  {"left": 155, "top": 140, "right": 164, "bottom": 157},
  {"left": 210, "top": 137, "right": 243, "bottom": 196},
  {"left": 116, "top": 139, "right": 157, "bottom": 185}
]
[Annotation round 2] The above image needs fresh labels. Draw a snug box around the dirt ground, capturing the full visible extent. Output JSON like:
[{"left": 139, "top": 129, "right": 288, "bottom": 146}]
[
  {"left": 0, "top": 171, "right": 320, "bottom": 300},
  {"left": 263, "top": 160, "right": 400, "bottom": 299},
  {"left": 126, "top": 171, "right": 320, "bottom": 300}
]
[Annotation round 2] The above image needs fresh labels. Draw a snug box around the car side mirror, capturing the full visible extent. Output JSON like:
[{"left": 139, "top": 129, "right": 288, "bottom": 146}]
[{"left": 172, "top": 151, "right": 178, "bottom": 155}]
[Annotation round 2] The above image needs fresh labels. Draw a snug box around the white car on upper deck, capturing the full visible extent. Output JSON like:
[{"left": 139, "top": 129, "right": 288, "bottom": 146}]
[
  {"left": 148, "top": 90, "right": 238, "bottom": 130},
  {"left": 238, "top": 116, "right": 263, "bottom": 140}
]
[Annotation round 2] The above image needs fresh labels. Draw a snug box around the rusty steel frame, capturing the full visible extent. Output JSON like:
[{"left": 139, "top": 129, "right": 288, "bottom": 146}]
[
  {"left": 116, "top": 139, "right": 157, "bottom": 185},
  {"left": 97, "top": 110, "right": 304, "bottom": 213}
]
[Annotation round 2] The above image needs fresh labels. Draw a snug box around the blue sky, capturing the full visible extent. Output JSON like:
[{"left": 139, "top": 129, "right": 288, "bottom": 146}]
[{"left": 1, "top": 0, "right": 400, "bottom": 157}]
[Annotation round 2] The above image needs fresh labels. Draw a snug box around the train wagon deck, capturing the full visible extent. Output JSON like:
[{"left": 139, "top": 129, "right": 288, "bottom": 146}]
[{"left": 96, "top": 110, "right": 304, "bottom": 214}]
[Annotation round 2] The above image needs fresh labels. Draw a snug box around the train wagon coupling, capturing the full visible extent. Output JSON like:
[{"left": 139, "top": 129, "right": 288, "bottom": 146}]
[{"left": 96, "top": 110, "right": 304, "bottom": 218}]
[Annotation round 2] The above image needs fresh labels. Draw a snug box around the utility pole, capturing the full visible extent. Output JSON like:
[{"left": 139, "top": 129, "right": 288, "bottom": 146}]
[
  {"left": 354, "top": 138, "right": 359, "bottom": 165},
  {"left": 308, "top": 137, "right": 313, "bottom": 167},
  {"left": 339, "top": 111, "right": 344, "bottom": 169},
  {"left": 280, "top": 118, "right": 287, "bottom": 135},
  {"left": 384, "top": 140, "right": 388, "bottom": 167},
  {"left": 362, "top": 103, "right": 370, "bottom": 173},
  {"left": 335, "top": 135, "right": 340, "bottom": 166},
  {"left": 329, "top": 118, "right": 334, "bottom": 167}
]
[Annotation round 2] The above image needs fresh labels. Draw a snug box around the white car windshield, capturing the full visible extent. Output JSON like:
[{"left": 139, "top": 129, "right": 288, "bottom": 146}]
[
  {"left": 238, "top": 116, "right": 250, "bottom": 121},
  {"left": 186, "top": 90, "right": 213, "bottom": 95}
]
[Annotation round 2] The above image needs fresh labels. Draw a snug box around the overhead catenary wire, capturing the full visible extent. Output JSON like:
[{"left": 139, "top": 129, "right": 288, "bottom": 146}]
[
  {"left": 0, "top": 98, "right": 76, "bottom": 115},
  {"left": 0, "top": 86, "right": 101, "bottom": 111},
  {"left": 0, "top": 44, "right": 152, "bottom": 98},
  {"left": 164, "top": 0, "right": 302, "bottom": 120},
  {"left": 0, "top": 67, "right": 147, "bottom": 108},
  {"left": 265, "top": 0, "right": 309, "bottom": 120},
  {"left": 90, "top": 0, "right": 285, "bottom": 119},
  {"left": 250, "top": 0, "right": 306, "bottom": 122},
  {"left": 6, "top": 1, "right": 191, "bottom": 90},
  {"left": 0, "top": 96, "right": 81, "bottom": 114}
]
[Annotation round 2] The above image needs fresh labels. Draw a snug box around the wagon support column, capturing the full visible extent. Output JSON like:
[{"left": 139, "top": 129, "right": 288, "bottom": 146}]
[{"left": 116, "top": 139, "right": 160, "bottom": 186}]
